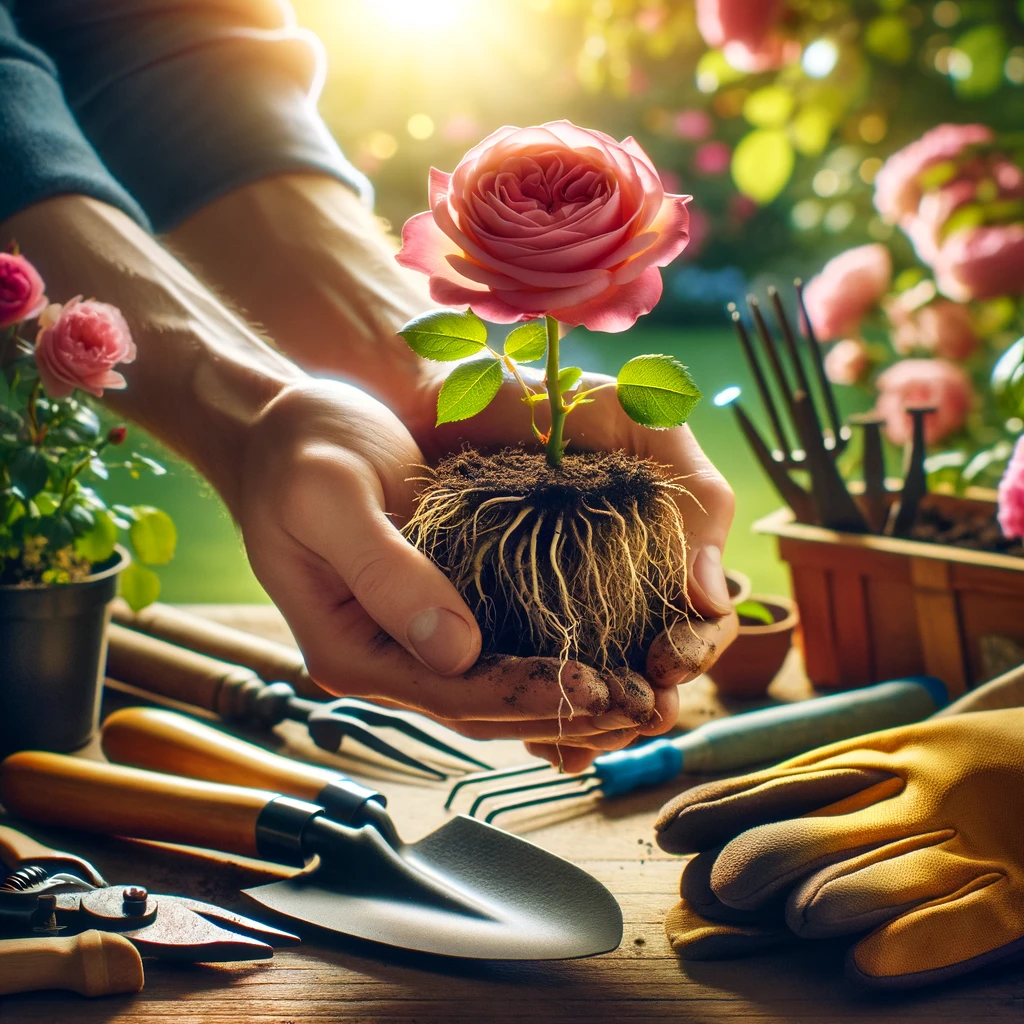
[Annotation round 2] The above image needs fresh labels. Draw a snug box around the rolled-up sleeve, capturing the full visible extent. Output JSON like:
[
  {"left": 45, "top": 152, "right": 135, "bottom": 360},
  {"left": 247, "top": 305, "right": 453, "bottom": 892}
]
[
  {"left": 0, "top": 4, "right": 148, "bottom": 227},
  {"left": 14, "top": 0, "right": 371, "bottom": 233}
]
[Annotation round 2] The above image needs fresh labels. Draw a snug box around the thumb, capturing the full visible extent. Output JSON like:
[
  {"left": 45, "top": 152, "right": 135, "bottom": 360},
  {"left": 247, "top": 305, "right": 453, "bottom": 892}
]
[{"left": 313, "top": 482, "right": 482, "bottom": 676}]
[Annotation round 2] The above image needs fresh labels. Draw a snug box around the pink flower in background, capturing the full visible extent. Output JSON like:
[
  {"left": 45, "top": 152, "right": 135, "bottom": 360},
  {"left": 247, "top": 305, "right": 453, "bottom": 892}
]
[
  {"left": 0, "top": 252, "right": 47, "bottom": 328},
  {"left": 934, "top": 223, "right": 1024, "bottom": 301},
  {"left": 396, "top": 121, "right": 692, "bottom": 333},
  {"left": 696, "top": 0, "right": 792, "bottom": 71},
  {"left": 803, "top": 244, "right": 892, "bottom": 340},
  {"left": 873, "top": 123, "right": 993, "bottom": 224},
  {"left": 694, "top": 141, "right": 731, "bottom": 176},
  {"left": 673, "top": 109, "right": 712, "bottom": 141},
  {"left": 874, "top": 359, "right": 973, "bottom": 446},
  {"left": 34, "top": 297, "right": 136, "bottom": 398},
  {"left": 887, "top": 294, "right": 978, "bottom": 360},
  {"left": 824, "top": 338, "right": 870, "bottom": 386},
  {"left": 998, "top": 435, "right": 1024, "bottom": 540}
]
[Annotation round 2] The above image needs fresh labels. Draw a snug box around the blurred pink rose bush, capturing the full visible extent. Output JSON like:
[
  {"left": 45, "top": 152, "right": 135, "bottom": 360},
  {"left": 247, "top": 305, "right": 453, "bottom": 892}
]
[
  {"left": 803, "top": 244, "right": 892, "bottom": 340},
  {"left": 695, "top": 0, "right": 793, "bottom": 72},
  {"left": 998, "top": 436, "right": 1024, "bottom": 540},
  {"left": 823, "top": 338, "right": 870, "bottom": 386},
  {"left": 874, "top": 360, "right": 974, "bottom": 447},
  {"left": 34, "top": 297, "right": 136, "bottom": 399},
  {"left": 396, "top": 120, "right": 692, "bottom": 333},
  {"left": 0, "top": 252, "right": 47, "bottom": 329},
  {"left": 887, "top": 295, "right": 978, "bottom": 361}
]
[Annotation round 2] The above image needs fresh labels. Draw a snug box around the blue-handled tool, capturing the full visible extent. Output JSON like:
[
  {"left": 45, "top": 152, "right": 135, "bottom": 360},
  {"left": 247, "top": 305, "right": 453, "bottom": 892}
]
[{"left": 446, "top": 676, "right": 948, "bottom": 823}]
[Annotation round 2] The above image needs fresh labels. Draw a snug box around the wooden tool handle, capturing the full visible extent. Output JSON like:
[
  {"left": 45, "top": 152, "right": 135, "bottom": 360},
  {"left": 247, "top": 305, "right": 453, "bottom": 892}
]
[
  {"left": 0, "top": 752, "right": 275, "bottom": 859},
  {"left": 0, "top": 931, "right": 144, "bottom": 997},
  {"left": 102, "top": 707, "right": 335, "bottom": 803},
  {"left": 110, "top": 600, "right": 321, "bottom": 696},
  {"left": 106, "top": 623, "right": 262, "bottom": 717},
  {"left": 0, "top": 823, "right": 62, "bottom": 870}
]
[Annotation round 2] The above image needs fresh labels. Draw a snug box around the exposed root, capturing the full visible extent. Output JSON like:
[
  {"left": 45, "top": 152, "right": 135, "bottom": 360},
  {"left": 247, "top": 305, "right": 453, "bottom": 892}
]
[{"left": 404, "top": 448, "right": 694, "bottom": 671}]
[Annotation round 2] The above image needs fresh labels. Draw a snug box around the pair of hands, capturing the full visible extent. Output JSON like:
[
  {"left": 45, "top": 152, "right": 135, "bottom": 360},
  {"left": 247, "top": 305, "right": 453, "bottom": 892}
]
[{"left": 237, "top": 371, "right": 737, "bottom": 770}]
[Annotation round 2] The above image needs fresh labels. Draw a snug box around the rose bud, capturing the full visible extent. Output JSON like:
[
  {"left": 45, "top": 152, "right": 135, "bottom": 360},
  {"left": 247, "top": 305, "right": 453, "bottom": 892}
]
[{"left": 107, "top": 425, "right": 128, "bottom": 446}]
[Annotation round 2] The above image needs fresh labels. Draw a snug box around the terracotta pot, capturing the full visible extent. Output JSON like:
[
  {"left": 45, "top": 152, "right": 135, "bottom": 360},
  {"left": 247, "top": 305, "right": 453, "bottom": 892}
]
[
  {"left": 756, "top": 493, "right": 1024, "bottom": 696},
  {"left": 710, "top": 594, "right": 798, "bottom": 698},
  {"left": 725, "top": 568, "right": 752, "bottom": 607},
  {"left": 0, "top": 546, "right": 128, "bottom": 756}
]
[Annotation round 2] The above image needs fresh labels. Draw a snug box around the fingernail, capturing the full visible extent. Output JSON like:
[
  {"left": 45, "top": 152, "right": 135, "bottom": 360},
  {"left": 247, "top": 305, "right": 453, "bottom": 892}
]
[
  {"left": 692, "top": 545, "right": 732, "bottom": 616},
  {"left": 593, "top": 711, "right": 637, "bottom": 730},
  {"left": 406, "top": 607, "right": 475, "bottom": 675}
]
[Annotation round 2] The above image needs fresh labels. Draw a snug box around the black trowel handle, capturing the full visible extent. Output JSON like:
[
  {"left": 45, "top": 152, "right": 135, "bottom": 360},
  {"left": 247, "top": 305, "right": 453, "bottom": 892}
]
[
  {"left": 101, "top": 707, "right": 387, "bottom": 831},
  {"left": 0, "top": 751, "right": 322, "bottom": 867}
]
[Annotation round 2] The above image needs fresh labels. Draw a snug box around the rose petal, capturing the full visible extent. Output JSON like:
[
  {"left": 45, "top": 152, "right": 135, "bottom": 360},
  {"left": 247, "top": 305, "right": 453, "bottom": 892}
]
[{"left": 551, "top": 264, "right": 665, "bottom": 333}]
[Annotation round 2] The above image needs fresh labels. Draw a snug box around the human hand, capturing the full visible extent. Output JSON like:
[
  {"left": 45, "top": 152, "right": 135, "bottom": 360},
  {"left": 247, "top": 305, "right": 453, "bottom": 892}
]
[
  {"left": 655, "top": 708, "right": 1024, "bottom": 988},
  {"left": 403, "top": 369, "right": 738, "bottom": 771},
  {"left": 235, "top": 379, "right": 669, "bottom": 760}
]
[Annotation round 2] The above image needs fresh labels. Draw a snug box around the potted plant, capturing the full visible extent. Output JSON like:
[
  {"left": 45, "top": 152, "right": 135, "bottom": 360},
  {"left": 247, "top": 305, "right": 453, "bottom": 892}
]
[
  {"left": 392, "top": 121, "right": 708, "bottom": 698},
  {"left": 730, "top": 123, "right": 1024, "bottom": 696},
  {"left": 0, "top": 248, "right": 176, "bottom": 755},
  {"left": 710, "top": 594, "right": 798, "bottom": 698}
]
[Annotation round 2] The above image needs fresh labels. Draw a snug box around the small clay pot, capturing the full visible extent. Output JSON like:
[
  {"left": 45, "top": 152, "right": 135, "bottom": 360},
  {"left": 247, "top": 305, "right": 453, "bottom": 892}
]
[
  {"left": 725, "top": 568, "right": 752, "bottom": 608},
  {"left": 0, "top": 547, "right": 128, "bottom": 756},
  {"left": 710, "top": 593, "right": 798, "bottom": 698}
]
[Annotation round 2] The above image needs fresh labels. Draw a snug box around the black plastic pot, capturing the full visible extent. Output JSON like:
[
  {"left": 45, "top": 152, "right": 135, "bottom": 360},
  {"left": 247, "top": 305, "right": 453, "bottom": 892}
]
[{"left": 0, "top": 546, "right": 128, "bottom": 757}]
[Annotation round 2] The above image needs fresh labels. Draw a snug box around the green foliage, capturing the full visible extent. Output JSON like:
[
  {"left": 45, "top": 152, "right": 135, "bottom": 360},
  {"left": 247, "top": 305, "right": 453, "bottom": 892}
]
[
  {"left": 736, "top": 599, "right": 775, "bottom": 625},
  {"left": 731, "top": 129, "right": 795, "bottom": 205},
  {"left": 503, "top": 321, "right": 547, "bottom": 363},
  {"left": 616, "top": 355, "right": 702, "bottom": 429},
  {"left": 119, "top": 561, "right": 161, "bottom": 611},
  {"left": 993, "top": 337, "right": 1024, "bottom": 419},
  {"left": 399, "top": 309, "right": 488, "bottom": 361},
  {"left": 435, "top": 357, "right": 504, "bottom": 424},
  {"left": 0, "top": 348, "right": 175, "bottom": 601},
  {"left": 952, "top": 25, "right": 1008, "bottom": 99},
  {"left": 557, "top": 366, "right": 583, "bottom": 394}
]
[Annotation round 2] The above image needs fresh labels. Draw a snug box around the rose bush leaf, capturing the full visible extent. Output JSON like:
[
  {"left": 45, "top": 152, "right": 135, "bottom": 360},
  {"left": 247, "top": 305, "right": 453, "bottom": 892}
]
[
  {"left": 75, "top": 508, "right": 118, "bottom": 563},
  {"left": 616, "top": 355, "right": 702, "bottom": 428},
  {"left": 436, "top": 357, "right": 504, "bottom": 425},
  {"left": 400, "top": 309, "right": 488, "bottom": 361},
  {"left": 9, "top": 448, "right": 49, "bottom": 501},
  {"left": 503, "top": 321, "right": 547, "bottom": 363},
  {"left": 120, "top": 561, "right": 161, "bottom": 611},
  {"left": 129, "top": 506, "right": 177, "bottom": 565}
]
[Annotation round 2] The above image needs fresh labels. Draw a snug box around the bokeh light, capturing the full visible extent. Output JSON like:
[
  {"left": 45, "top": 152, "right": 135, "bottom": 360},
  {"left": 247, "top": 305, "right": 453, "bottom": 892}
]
[{"left": 802, "top": 39, "right": 840, "bottom": 78}]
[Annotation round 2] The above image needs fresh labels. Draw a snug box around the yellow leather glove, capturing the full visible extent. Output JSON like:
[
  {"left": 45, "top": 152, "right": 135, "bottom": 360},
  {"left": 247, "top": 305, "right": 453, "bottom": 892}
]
[{"left": 655, "top": 709, "right": 1024, "bottom": 988}]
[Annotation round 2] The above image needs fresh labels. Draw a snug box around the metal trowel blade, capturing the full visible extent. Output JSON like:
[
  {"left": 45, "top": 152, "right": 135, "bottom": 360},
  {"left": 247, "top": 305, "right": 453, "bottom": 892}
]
[{"left": 244, "top": 815, "right": 622, "bottom": 960}]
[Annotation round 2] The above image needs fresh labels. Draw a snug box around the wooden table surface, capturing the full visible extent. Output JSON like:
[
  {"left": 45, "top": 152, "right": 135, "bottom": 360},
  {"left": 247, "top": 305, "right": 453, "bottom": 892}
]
[{"left": 3, "top": 605, "right": 1023, "bottom": 1024}]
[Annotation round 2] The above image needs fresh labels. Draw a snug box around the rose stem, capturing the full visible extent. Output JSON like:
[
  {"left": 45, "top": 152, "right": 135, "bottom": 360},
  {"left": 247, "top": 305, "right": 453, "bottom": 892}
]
[{"left": 544, "top": 315, "right": 566, "bottom": 468}]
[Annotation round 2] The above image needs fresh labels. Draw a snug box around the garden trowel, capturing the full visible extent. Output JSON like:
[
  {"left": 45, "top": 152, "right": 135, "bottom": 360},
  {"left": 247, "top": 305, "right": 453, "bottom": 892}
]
[{"left": 0, "top": 741, "right": 623, "bottom": 961}]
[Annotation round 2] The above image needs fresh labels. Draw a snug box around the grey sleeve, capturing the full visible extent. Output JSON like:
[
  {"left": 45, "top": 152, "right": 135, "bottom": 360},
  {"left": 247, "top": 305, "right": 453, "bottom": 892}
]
[{"left": 14, "top": 0, "right": 372, "bottom": 233}]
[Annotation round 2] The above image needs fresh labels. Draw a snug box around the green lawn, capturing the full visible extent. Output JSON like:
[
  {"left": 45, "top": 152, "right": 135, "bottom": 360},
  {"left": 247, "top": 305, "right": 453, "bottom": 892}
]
[{"left": 101, "top": 325, "right": 868, "bottom": 604}]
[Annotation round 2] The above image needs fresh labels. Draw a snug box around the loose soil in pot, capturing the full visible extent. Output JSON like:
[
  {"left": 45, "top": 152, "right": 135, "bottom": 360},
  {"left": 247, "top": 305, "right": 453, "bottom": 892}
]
[
  {"left": 909, "top": 503, "right": 1024, "bottom": 557},
  {"left": 404, "top": 447, "right": 694, "bottom": 675}
]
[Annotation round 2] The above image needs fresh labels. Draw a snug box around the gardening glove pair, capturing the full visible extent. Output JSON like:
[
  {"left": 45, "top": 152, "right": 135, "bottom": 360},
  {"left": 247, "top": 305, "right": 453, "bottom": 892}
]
[{"left": 655, "top": 709, "right": 1024, "bottom": 989}]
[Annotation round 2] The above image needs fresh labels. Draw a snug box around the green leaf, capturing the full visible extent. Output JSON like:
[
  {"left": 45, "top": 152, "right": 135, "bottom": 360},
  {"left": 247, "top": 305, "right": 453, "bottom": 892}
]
[
  {"left": 9, "top": 448, "right": 49, "bottom": 501},
  {"left": 0, "top": 372, "right": 9, "bottom": 408},
  {"left": 731, "top": 129, "right": 794, "bottom": 205},
  {"left": 503, "top": 321, "right": 547, "bottom": 363},
  {"left": 736, "top": 600, "right": 775, "bottom": 625},
  {"left": 951, "top": 25, "right": 1007, "bottom": 99},
  {"left": 75, "top": 508, "right": 118, "bottom": 563},
  {"left": 120, "top": 561, "right": 161, "bottom": 611},
  {"left": 66, "top": 503, "right": 96, "bottom": 535},
  {"left": 132, "top": 454, "right": 167, "bottom": 476},
  {"left": 34, "top": 492, "right": 58, "bottom": 516},
  {"left": 129, "top": 506, "right": 177, "bottom": 565},
  {"left": 558, "top": 366, "right": 583, "bottom": 394},
  {"left": 436, "top": 358, "right": 504, "bottom": 425},
  {"left": 616, "top": 355, "right": 702, "bottom": 429},
  {"left": 864, "top": 14, "right": 912, "bottom": 64},
  {"left": 790, "top": 104, "right": 833, "bottom": 157},
  {"left": 743, "top": 86, "right": 794, "bottom": 129},
  {"left": 992, "top": 337, "right": 1024, "bottom": 418},
  {"left": 399, "top": 309, "right": 489, "bottom": 361}
]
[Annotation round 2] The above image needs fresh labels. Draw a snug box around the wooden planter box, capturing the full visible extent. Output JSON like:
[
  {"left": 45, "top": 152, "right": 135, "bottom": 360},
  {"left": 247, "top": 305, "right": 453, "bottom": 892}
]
[{"left": 755, "top": 494, "right": 1024, "bottom": 697}]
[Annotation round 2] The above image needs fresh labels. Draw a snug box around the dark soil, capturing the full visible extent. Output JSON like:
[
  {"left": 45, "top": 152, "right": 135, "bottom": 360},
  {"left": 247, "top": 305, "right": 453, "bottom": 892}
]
[
  {"left": 910, "top": 504, "right": 1024, "bottom": 557},
  {"left": 433, "top": 447, "right": 670, "bottom": 517}
]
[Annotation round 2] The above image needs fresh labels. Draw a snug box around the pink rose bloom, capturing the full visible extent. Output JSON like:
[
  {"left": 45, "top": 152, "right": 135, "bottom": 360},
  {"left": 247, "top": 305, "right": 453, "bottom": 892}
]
[
  {"left": 934, "top": 223, "right": 1024, "bottom": 302},
  {"left": 874, "top": 358, "right": 973, "bottom": 447},
  {"left": 696, "top": 0, "right": 791, "bottom": 70},
  {"left": 824, "top": 338, "right": 870, "bottom": 386},
  {"left": 873, "top": 124, "right": 993, "bottom": 224},
  {"left": 0, "top": 252, "right": 47, "bottom": 328},
  {"left": 997, "top": 435, "right": 1024, "bottom": 540},
  {"left": 803, "top": 244, "right": 892, "bottom": 340},
  {"left": 888, "top": 295, "right": 978, "bottom": 361},
  {"left": 34, "top": 297, "right": 136, "bottom": 398},
  {"left": 396, "top": 121, "right": 692, "bottom": 332}
]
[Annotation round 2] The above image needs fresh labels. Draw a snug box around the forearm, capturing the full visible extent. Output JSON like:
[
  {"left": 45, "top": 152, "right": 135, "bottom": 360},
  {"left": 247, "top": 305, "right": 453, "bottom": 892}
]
[
  {"left": 1, "top": 195, "right": 304, "bottom": 515},
  {"left": 168, "top": 173, "right": 436, "bottom": 418}
]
